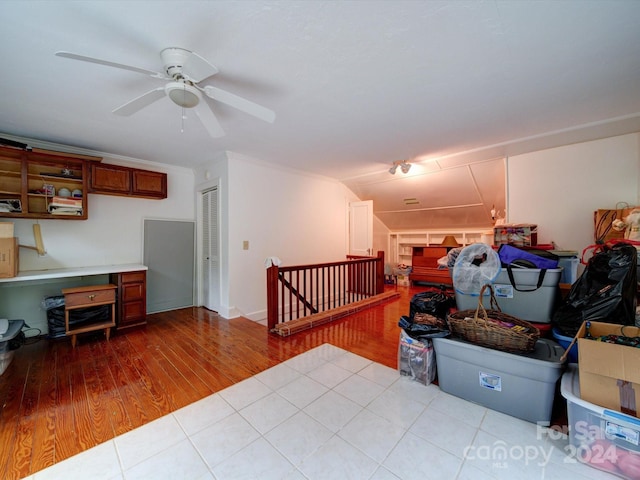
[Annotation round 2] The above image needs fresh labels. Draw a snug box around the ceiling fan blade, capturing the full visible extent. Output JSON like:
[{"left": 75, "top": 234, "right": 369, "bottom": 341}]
[
  {"left": 203, "top": 86, "right": 276, "bottom": 124},
  {"left": 112, "top": 87, "right": 166, "bottom": 116},
  {"left": 182, "top": 51, "right": 219, "bottom": 83},
  {"left": 55, "top": 51, "right": 167, "bottom": 79},
  {"left": 193, "top": 101, "right": 225, "bottom": 138}
]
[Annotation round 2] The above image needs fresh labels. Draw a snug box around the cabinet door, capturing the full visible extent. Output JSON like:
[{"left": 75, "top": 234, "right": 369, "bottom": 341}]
[
  {"left": 90, "top": 163, "right": 131, "bottom": 194},
  {"left": 111, "top": 271, "right": 147, "bottom": 330},
  {"left": 122, "top": 299, "right": 145, "bottom": 325},
  {"left": 132, "top": 169, "right": 167, "bottom": 199}
]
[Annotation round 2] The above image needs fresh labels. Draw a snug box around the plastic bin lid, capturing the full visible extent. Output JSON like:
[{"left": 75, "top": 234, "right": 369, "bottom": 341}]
[
  {"left": 435, "top": 336, "right": 566, "bottom": 364},
  {"left": 0, "top": 319, "right": 24, "bottom": 343}
]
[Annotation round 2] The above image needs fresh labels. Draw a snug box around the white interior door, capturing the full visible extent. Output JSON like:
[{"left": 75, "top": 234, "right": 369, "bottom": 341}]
[
  {"left": 349, "top": 200, "right": 373, "bottom": 256},
  {"left": 202, "top": 187, "right": 220, "bottom": 311}
]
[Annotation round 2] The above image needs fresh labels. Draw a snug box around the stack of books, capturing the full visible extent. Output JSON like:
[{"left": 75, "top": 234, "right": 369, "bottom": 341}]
[{"left": 48, "top": 196, "right": 83, "bottom": 215}]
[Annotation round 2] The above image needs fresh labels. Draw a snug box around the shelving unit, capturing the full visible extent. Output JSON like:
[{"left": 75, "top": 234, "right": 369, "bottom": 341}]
[
  {"left": 0, "top": 146, "right": 92, "bottom": 220},
  {"left": 389, "top": 229, "right": 493, "bottom": 265}
]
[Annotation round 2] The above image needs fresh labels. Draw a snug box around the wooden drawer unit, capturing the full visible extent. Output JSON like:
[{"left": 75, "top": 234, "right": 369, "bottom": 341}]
[
  {"left": 62, "top": 284, "right": 117, "bottom": 348},
  {"left": 64, "top": 285, "right": 116, "bottom": 307},
  {"left": 110, "top": 270, "right": 147, "bottom": 330}
]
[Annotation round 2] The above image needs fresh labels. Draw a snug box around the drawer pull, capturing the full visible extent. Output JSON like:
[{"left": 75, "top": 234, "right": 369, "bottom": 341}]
[{"left": 88, "top": 294, "right": 96, "bottom": 300}]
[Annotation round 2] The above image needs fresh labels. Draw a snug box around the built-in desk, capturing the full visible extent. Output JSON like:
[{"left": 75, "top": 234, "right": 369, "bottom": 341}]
[
  {"left": 0, "top": 264, "right": 148, "bottom": 337},
  {"left": 0, "top": 264, "right": 147, "bottom": 284}
]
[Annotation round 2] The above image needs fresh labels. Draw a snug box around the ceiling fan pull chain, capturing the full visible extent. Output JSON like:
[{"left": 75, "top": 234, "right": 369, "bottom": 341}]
[{"left": 181, "top": 84, "right": 186, "bottom": 133}]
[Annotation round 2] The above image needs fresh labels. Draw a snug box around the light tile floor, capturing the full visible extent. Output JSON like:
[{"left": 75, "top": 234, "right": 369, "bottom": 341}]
[{"left": 25, "top": 344, "right": 617, "bottom": 480}]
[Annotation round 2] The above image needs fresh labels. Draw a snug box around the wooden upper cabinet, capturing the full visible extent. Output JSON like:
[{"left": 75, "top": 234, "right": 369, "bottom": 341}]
[
  {"left": 132, "top": 169, "right": 167, "bottom": 199},
  {"left": 90, "top": 163, "right": 167, "bottom": 199},
  {"left": 89, "top": 163, "right": 130, "bottom": 195},
  {"left": 0, "top": 146, "right": 91, "bottom": 220}
]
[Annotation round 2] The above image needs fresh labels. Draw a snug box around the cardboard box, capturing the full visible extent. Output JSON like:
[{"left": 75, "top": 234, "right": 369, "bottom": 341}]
[
  {"left": 0, "top": 222, "right": 13, "bottom": 238},
  {"left": 577, "top": 321, "right": 640, "bottom": 417},
  {"left": 594, "top": 208, "right": 635, "bottom": 243},
  {"left": 0, "top": 237, "right": 18, "bottom": 278}
]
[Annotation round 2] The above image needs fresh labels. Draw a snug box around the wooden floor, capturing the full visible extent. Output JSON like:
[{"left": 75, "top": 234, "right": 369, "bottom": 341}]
[{"left": 0, "top": 284, "right": 414, "bottom": 480}]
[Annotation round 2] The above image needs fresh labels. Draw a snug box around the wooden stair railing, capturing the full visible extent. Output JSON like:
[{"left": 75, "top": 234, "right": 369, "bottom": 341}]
[{"left": 267, "top": 251, "right": 385, "bottom": 331}]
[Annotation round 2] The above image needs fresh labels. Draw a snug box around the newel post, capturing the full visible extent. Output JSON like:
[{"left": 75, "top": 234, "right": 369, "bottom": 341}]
[
  {"left": 266, "top": 264, "right": 279, "bottom": 330},
  {"left": 375, "top": 250, "right": 385, "bottom": 294}
]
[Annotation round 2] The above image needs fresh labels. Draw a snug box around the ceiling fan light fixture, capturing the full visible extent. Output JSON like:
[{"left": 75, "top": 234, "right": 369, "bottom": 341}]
[
  {"left": 388, "top": 164, "right": 398, "bottom": 175},
  {"left": 165, "top": 82, "right": 200, "bottom": 108}
]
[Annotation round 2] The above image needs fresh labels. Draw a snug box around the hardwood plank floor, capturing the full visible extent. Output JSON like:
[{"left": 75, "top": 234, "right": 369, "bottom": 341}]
[{"left": 0, "top": 284, "right": 414, "bottom": 480}]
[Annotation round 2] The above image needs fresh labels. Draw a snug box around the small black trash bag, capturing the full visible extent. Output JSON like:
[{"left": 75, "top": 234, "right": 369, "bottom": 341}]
[
  {"left": 398, "top": 315, "right": 450, "bottom": 340},
  {"left": 409, "top": 287, "right": 455, "bottom": 322},
  {"left": 43, "top": 295, "right": 111, "bottom": 339},
  {"left": 552, "top": 241, "right": 638, "bottom": 337}
]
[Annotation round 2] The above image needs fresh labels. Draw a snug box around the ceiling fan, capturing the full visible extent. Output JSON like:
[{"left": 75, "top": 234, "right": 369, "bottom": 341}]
[{"left": 55, "top": 47, "right": 276, "bottom": 138}]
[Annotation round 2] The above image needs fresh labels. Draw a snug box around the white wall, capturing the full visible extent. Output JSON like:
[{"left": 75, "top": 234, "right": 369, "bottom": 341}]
[
  {"left": 372, "top": 214, "right": 390, "bottom": 261},
  {"left": 507, "top": 133, "right": 640, "bottom": 254},
  {"left": 194, "top": 152, "right": 361, "bottom": 321}
]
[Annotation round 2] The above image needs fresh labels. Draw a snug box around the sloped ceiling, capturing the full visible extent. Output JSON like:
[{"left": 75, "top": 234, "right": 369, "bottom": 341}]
[
  {"left": 1, "top": 1, "right": 639, "bottom": 230},
  {"left": 344, "top": 158, "right": 505, "bottom": 230}
]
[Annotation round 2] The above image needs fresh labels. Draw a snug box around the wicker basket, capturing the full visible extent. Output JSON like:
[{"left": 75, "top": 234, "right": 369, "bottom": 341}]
[{"left": 447, "top": 284, "right": 539, "bottom": 353}]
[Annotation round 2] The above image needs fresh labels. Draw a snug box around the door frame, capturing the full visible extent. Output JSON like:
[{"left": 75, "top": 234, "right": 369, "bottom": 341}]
[
  {"left": 349, "top": 200, "right": 373, "bottom": 256},
  {"left": 196, "top": 177, "right": 221, "bottom": 312}
]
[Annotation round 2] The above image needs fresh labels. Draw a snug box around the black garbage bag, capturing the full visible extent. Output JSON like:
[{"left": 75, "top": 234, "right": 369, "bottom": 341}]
[
  {"left": 398, "top": 315, "right": 450, "bottom": 340},
  {"left": 45, "top": 294, "right": 112, "bottom": 339},
  {"left": 552, "top": 242, "right": 637, "bottom": 337},
  {"left": 409, "top": 287, "right": 455, "bottom": 322}
]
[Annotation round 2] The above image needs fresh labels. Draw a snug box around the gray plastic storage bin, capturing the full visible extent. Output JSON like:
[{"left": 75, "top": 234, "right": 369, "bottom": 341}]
[
  {"left": 454, "top": 267, "right": 562, "bottom": 323},
  {"left": 0, "top": 319, "right": 24, "bottom": 375},
  {"left": 432, "top": 336, "right": 566, "bottom": 424}
]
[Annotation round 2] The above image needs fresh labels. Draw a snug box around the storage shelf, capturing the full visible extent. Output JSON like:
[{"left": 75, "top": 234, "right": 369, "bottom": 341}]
[
  {"left": 28, "top": 173, "right": 83, "bottom": 183},
  {"left": 1, "top": 145, "right": 89, "bottom": 220},
  {"left": 389, "top": 228, "right": 493, "bottom": 266}
]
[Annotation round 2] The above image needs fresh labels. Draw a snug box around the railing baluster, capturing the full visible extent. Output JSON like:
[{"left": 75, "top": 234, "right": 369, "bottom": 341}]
[{"left": 266, "top": 251, "right": 385, "bottom": 329}]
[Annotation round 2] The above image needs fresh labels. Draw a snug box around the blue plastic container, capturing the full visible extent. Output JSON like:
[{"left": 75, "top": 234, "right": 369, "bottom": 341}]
[{"left": 552, "top": 327, "right": 578, "bottom": 363}]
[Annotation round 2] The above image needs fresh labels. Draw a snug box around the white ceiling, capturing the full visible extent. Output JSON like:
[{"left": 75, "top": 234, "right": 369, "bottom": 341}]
[{"left": 1, "top": 1, "right": 639, "bottom": 229}]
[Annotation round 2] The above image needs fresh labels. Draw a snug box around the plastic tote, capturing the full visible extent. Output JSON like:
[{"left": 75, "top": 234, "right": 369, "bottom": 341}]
[
  {"left": 454, "top": 267, "right": 562, "bottom": 323},
  {"left": 561, "top": 365, "right": 640, "bottom": 479},
  {"left": 432, "top": 336, "right": 566, "bottom": 424}
]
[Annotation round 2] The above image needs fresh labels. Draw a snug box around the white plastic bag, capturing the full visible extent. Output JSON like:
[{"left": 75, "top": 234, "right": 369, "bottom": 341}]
[{"left": 451, "top": 243, "right": 501, "bottom": 295}]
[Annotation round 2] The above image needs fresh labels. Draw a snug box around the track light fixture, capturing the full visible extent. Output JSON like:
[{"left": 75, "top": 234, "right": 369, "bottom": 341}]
[{"left": 389, "top": 160, "right": 411, "bottom": 175}]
